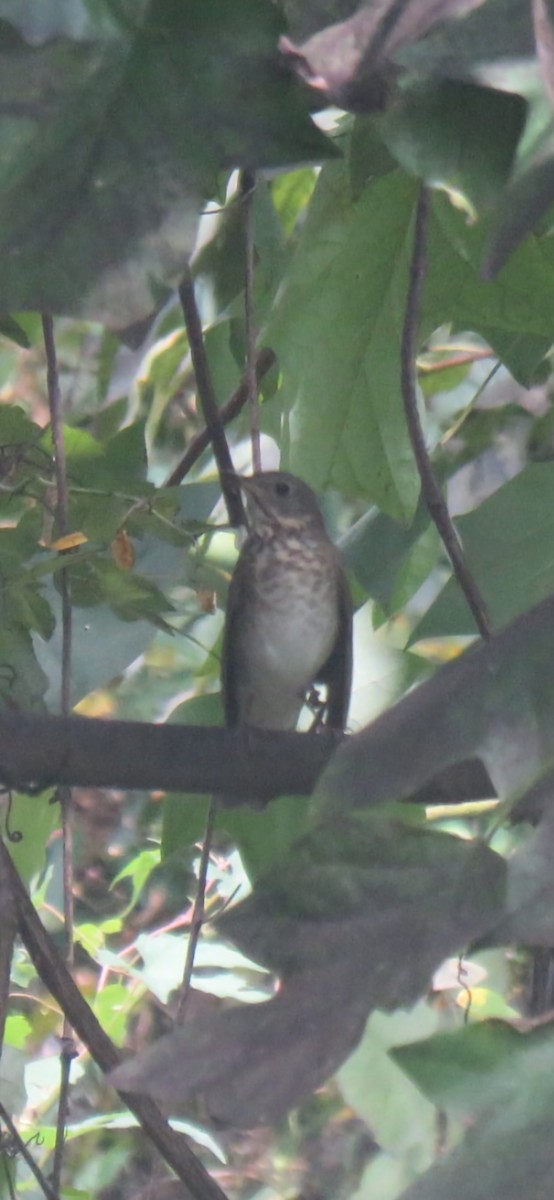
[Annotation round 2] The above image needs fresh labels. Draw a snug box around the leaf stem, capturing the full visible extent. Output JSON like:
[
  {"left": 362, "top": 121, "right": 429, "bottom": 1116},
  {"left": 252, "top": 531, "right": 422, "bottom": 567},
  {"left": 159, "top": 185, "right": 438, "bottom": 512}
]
[
  {"left": 175, "top": 799, "right": 218, "bottom": 1023},
  {"left": 400, "top": 189, "right": 492, "bottom": 640}
]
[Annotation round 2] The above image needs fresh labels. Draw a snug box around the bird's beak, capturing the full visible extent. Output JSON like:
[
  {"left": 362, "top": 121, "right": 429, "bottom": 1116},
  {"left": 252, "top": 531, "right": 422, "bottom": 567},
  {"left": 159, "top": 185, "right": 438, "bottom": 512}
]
[
  {"left": 227, "top": 474, "right": 277, "bottom": 525},
  {"left": 219, "top": 472, "right": 263, "bottom": 525}
]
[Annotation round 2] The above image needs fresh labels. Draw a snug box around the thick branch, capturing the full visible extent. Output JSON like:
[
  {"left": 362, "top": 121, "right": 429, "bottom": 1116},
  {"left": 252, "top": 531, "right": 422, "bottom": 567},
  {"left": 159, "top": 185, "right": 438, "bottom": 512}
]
[
  {"left": 0, "top": 710, "right": 492, "bottom": 802},
  {"left": 0, "top": 712, "right": 336, "bottom": 796}
]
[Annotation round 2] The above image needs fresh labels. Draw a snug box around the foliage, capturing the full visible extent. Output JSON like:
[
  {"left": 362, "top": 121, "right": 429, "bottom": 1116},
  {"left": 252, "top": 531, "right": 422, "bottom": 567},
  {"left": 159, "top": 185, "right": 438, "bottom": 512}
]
[{"left": 2, "top": 0, "right": 554, "bottom": 1198}]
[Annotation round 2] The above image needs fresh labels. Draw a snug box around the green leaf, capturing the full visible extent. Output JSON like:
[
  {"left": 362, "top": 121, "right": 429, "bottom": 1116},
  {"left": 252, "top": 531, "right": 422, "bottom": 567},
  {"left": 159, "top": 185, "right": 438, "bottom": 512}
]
[
  {"left": 419, "top": 358, "right": 472, "bottom": 399},
  {"left": 268, "top": 162, "right": 422, "bottom": 519},
  {"left": 393, "top": 1021, "right": 525, "bottom": 1116},
  {"left": 0, "top": 401, "right": 40, "bottom": 445},
  {"left": 348, "top": 116, "right": 398, "bottom": 199},
  {"left": 0, "top": 0, "right": 332, "bottom": 325},
  {"left": 390, "top": 1022, "right": 554, "bottom": 1200},
  {"left": 194, "top": 180, "right": 287, "bottom": 320},
  {"left": 12, "top": 580, "right": 55, "bottom": 640},
  {"left": 34, "top": 582, "right": 161, "bottom": 705},
  {"left": 103, "top": 420, "right": 147, "bottom": 486},
  {"left": 91, "top": 559, "right": 174, "bottom": 624},
  {"left": 0, "top": 315, "right": 30, "bottom": 348},
  {"left": 474, "top": 326, "right": 551, "bottom": 387},
  {"left": 380, "top": 80, "right": 526, "bottom": 215},
  {"left": 339, "top": 1004, "right": 441, "bottom": 1177},
  {"left": 3, "top": 1014, "right": 31, "bottom": 1049},
  {"left": 133, "top": 931, "right": 271, "bottom": 1005},
  {"left": 341, "top": 501, "right": 434, "bottom": 614},
  {"left": 220, "top": 793, "right": 312, "bottom": 882},
  {"left": 93, "top": 983, "right": 133, "bottom": 1047},
  {"left": 430, "top": 192, "right": 554, "bottom": 348},
  {"left": 7, "top": 790, "right": 59, "bottom": 884},
  {"left": 68, "top": 493, "right": 136, "bottom": 543},
  {"left": 351, "top": 1152, "right": 415, "bottom": 1200},
  {"left": 0, "top": 625, "right": 49, "bottom": 709},
  {"left": 42, "top": 426, "right": 103, "bottom": 479},
  {"left": 111, "top": 847, "right": 160, "bottom": 915},
  {"left": 415, "top": 464, "right": 554, "bottom": 638},
  {"left": 0, "top": 1045, "right": 27, "bottom": 1116},
  {"left": 483, "top": 78, "right": 554, "bottom": 277},
  {"left": 271, "top": 167, "right": 317, "bottom": 236},
  {"left": 266, "top": 136, "right": 554, "bottom": 521}
]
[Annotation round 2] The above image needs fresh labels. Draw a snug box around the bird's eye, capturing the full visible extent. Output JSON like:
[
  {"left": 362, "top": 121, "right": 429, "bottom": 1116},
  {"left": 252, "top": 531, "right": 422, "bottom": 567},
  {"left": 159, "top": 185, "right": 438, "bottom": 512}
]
[{"left": 275, "top": 481, "right": 290, "bottom": 497}]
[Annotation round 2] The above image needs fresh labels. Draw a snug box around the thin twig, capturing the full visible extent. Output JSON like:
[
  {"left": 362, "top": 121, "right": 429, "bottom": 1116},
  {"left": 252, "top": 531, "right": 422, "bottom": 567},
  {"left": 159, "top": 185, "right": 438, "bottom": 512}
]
[
  {"left": 439, "top": 357, "right": 502, "bottom": 448},
  {"left": 178, "top": 269, "right": 245, "bottom": 527},
  {"left": 41, "top": 315, "right": 75, "bottom": 1187},
  {"left": 241, "top": 170, "right": 262, "bottom": 473},
  {"left": 419, "top": 347, "right": 494, "bottom": 374},
  {"left": 51, "top": 1040, "right": 75, "bottom": 1193},
  {"left": 175, "top": 799, "right": 218, "bottom": 1024},
  {"left": 165, "top": 348, "right": 276, "bottom": 487},
  {"left": 0, "top": 842, "right": 228, "bottom": 1200},
  {"left": 111, "top": 368, "right": 268, "bottom": 539},
  {"left": 0, "top": 838, "right": 16, "bottom": 1054},
  {"left": 0, "top": 1101, "right": 60, "bottom": 1200},
  {"left": 400, "top": 189, "right": 492, "bottom": 640},
  {"left": 42, "top": 318, "right": 74, "bottom": 712}
]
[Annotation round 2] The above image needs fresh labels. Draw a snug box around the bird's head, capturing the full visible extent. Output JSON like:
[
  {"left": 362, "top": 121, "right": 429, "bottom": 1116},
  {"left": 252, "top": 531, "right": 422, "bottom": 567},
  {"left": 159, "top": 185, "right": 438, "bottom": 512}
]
[{"left": 235, "top": 471, "right": 326, "bottom": 534}]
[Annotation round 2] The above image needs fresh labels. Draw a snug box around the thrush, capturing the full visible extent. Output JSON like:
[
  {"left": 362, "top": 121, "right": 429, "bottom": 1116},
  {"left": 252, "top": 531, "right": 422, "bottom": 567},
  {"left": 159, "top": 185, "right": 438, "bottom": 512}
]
[{"left": 220, "top": 471, "right": 352, "bottom": 804}]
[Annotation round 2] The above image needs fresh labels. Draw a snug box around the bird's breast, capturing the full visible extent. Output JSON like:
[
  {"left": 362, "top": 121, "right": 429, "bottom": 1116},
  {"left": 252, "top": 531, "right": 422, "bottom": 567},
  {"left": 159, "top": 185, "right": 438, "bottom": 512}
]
[{"left": 244, "top": 535, "right": 339, "bottom": 689}]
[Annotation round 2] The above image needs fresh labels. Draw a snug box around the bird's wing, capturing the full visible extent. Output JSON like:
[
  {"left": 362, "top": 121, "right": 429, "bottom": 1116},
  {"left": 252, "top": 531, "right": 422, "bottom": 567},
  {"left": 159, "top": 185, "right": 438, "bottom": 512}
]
[
  {"left": 318, "top": 558, "right": 353, "bottom": 731},
  {"left": 221, "top": 551, "right": 250, "bottom": 727}
]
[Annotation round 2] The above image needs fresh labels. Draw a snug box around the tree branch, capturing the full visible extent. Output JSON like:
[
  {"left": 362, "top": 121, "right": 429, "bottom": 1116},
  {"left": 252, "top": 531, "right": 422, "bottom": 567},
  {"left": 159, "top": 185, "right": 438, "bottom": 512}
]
[
  {"left": 0, "top": 712, "right": 339, "bottom": 797},
  {"left": 178, "top": 269, "right": 245, "bottom": 527},
  {"left": 0, "top": 838, "right": 16, "bottom": 1054},
  {"left": 165, "top": 348, "right": 275, "bottom": 488},
  {"left": 0, "top": 841, "right": 227, "bottom": 1200},
  {"left": 0, "top": 1100, "right": 60, "bottom": 1200},
  {"left": 0, "top": 710, "right": 492, "bottom": 802},
  {"left": 176, "top": 799, "right": 218, "bottom": 1023},
  {"left": 42, "top": 313, "right": 76, "bottom": 1185},
  {"left": 240, "top": 169, "right": 261, "bottom": 473},
  {"left": 401, "top": 187, "right": 492, "bottom": 640},
  {"left": 42, "top": 316, "right": 73, "bottom": 705}
]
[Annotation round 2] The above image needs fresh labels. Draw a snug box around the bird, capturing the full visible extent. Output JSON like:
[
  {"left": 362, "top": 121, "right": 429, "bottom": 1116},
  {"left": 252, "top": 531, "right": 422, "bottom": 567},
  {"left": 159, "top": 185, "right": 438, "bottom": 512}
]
[{"left": 220, "top": 471, "right": 352, "bottom": 804}]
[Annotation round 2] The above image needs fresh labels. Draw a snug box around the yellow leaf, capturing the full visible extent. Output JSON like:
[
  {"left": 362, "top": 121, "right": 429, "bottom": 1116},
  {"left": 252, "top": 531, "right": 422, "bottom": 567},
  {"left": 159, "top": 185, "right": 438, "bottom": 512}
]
[
  {"left": 112, "top": 529, "right": 135, "bottom": 570},
  {"left": 49, "top": 531, "right": 88, "bottom": 551}
]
